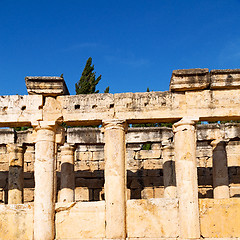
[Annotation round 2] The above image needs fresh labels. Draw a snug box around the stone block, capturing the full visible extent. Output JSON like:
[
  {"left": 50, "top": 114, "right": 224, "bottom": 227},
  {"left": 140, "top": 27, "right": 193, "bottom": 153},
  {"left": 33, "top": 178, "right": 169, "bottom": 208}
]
[
  {"left": 154, "top": 187, "right": 164, "bottom": 198},
  {"left": 58, "top": 94, "right": 114, "bottom": 125},
  {"left": 127, "top": 127, "right": 172, "bottom": 143},
  {"left": 126, "top": 150, "right": 135, "bottom": 161},
  {"left": 0, "top": 129, "right": 15, "bottom": 144},
  {"left": 127, "top": 198, "right": 179, "bottom": 238},
  {"left": 230, "top": 186, "right": 240, "bottom": 197},
  {"left": 143, "top": 159, "right": 163, "bottom": 169},
  {"left": 75, "top": 187, "right": 89, "bottom": 201},
  {"left": 136, "top": 150, "right": 161, "bottom": 159},
  {"left": 92, "top": 151, "right": 104, "bottom": 161},
  {"left": 0, "top": 204, "right": 34, "bottom": 240},
  {"left": 127, "top": 158, "right": 143, "bottom": 171},
  {"left": 0, "top": 162, "right": 8, "bottom": 171},
  {"left": 76, "top": 151, "right": 93, "bottom": 161},
  {"left": 170, "top": 68, "right": 209, "bottom": 91},
  {"left": 75, "top": 160, "right": 90, "bottom": 171},
  {"left": 199, "top": 198, "right": 240, "bottom": 238},
  {"left": 210, "top": 69, "right": 240, "bottom": 89},
  {"left": 141, "top": 187, "right": 154, "bottom": 199},
  {"left": 226, "top": 142, "right": 240, "bottom": 166},
  {"left": 67, "top": 127, "right": 103, "bottom": 144},
  {"left": 24, "top": 161, "right": 34, "bottom": 172},
  {"left": 0, "top": 95, "right": 43, "bottom": 126},
  {"left": 55, "top": 201, "right": 105, "bottom": 239},
  {"left": 25, "top": 76, "right": 69, "bottom": 96},
  {"left": 16, "top": 130, "right": 33, "bottom": 144},
  {"left": 0, "top": 153, "right": 8, "bottom": 163},
  {"left": 24, "top": 188, "right": 34, "bottom": 202}
]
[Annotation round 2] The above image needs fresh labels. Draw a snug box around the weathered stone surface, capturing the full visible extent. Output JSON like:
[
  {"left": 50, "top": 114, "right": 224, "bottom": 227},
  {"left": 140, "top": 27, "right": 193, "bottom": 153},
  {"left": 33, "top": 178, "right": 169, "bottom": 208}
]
[
  {"left": 67, "top": 127, "right": 103, "bottom": 144},
  {"left": 170, "top": 68, "right": 210, "bottom": 91},
  {"left": 25, "top": 76, "right": 69, "bottom": 96},
  {"left": 127, "top": 198, "right": 179, "bottom": 238},
  {"left": 58, "top": 94, "right": 114, "bottom": 125},
  {"left": 15, "top": 129, "right": 33, "bottom": 144},
  {"left": 59, "top": 89, "right": 240, "bottom": 124},
  {"left": 127, "top": 127, "right": 173, "bottom": 143},
  {"left": 210, "top": 69, "right": 240, "bottom": 89},
  {"left": 55, "top": 201, "right": 105, "bottom": 239},
  {"left": 185, "top": 89, "right": 240, "bottom": 121},
  {"left": 199, "top": 198, "right": 240, "bottom": 238},
  {"left": 0, "top": 129, "right": 15, "bottom": 144},
  {"left": 2, "top": 69, "right": 240, "bottom": 239},
  {"left": 0, "top": 95, "right": 43, "bottom": 127},
  {"left": 114, "top": 91, "right": 185, "bottom": 122},
  {"left": 0, "top": 203, "right": 33, "bottom": 240}
]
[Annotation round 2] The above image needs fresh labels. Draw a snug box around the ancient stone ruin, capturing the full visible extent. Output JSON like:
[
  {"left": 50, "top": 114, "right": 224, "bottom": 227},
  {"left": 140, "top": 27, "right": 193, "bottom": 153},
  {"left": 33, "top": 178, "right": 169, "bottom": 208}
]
[{"left": 0, "top": 68, "right": 240, "bottom": 239}]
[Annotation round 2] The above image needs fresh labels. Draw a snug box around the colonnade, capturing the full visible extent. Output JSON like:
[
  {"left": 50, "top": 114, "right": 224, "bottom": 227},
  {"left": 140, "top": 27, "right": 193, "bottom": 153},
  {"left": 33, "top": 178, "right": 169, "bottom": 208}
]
[{"left": 5, "top": 118, "right": 231, "bottom": 240}]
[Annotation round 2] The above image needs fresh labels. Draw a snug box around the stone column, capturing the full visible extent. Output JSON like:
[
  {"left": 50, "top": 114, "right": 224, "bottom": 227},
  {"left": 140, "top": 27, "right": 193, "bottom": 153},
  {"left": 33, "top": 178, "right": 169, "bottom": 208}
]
[
  {"left": 211, "top": 140, "right": 229, "bottom": 199},
  {"left": 7, "top": 144, "right": 24, "bottom": 204},
  {"left": 59, "top": 143, "right": 75, "bottom": 202},
  {"left": 161, "top": 140, "right": 176, "bottom": 198},
  {"left": 173, "top": 117, "right": 200, "bottom": 239},
  {"left": 33, "top": 121, "right": 57, "bottom": 240},
  {"left": 102, "top": 120, "right": 127, "bottom": 240}
]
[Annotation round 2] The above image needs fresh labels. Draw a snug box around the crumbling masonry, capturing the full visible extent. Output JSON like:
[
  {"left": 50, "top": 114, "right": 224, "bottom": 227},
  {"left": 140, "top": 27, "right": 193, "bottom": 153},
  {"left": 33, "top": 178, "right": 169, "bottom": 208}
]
[{"left": 0, "top": 68, "right": 240, "bottom": 239}]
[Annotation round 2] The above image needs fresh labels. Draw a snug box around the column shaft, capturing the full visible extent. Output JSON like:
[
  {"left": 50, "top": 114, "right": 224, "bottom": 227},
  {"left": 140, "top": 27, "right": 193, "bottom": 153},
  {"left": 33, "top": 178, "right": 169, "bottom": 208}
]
[
  {"left": 7, "top": 144, "right": 24, "bottom": 204},
  {"left": 211, "top": 140, "right": 229, "bottom": 199},
  {"left": 173, "top": 118, "right": 200, "bottom": 239},
  {"left": 59, "top": 143, "right": 75, "bottom": 202},
  {"left": 34, "top": 124, "right": 56, "bottom": 240},
  {"left": 162, "top": 143, "right": 176, "bottom": 198},
  {"left": 103, "top": 120, "right": 127, "bottom": 240}
]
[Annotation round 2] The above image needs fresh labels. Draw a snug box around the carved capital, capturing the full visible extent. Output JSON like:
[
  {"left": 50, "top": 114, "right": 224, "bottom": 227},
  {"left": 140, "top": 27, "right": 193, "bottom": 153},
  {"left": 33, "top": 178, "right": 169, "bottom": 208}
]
[
  {"left": 173, "top": 117, "right": 199, "bottom": 133},
  {"left": 60, "top": 143, "right": 75, "bottom": 155},
  {"left": 31, "top": 121, "right": 65, "bottom": 144},
  {"left": 102, "top": 119, "right": 128, "bottom": 133}
]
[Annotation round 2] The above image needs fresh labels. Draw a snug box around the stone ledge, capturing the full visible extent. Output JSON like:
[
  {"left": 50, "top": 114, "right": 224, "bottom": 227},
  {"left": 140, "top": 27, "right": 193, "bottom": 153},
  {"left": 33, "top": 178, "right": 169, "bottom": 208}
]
[
  {"left": 25, "top": 76, "right": 69, "bottom": 96},
  {"left": 210, "top": 69, "right": 240, "bottom": 90},
  {"left": 170, "top": 68, "right": 210, "bottom": 92}
]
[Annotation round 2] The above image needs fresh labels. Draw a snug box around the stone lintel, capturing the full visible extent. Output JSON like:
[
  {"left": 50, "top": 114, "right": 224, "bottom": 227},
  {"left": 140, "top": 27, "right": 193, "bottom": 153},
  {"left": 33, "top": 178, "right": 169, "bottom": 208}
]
[
  {"left": 170, "top": 68, "right": 210, "bottom": 92},
  {"left": 25, "top": 76, "right": 69, "bottom": 97},
  {"left": 210, "top": 69, "right": 240, "bottom": 90}
]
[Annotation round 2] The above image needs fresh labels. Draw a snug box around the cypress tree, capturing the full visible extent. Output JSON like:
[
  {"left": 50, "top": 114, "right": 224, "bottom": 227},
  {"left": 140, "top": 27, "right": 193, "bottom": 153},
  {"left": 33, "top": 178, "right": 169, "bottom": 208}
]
[{"left": 75, "top": 57, "right": 102, "bottom": 94}]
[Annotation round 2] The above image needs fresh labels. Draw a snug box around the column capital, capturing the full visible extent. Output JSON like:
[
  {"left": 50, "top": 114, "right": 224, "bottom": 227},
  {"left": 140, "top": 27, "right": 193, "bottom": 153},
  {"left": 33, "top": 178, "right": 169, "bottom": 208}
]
[
  {"left": 173, "top": 117, "right": 199, "bottom": 132},
  {"left": 210, "top": 139, "right": 227, "bottom": 147},
  {"left": 31, "top": 121, "right": 65, "bottom": 144},
  {"left": 31, "top": 120, "right": 57, "bottom": 131},
  {"left": 60, "top": 143, "right": 75, "bottom": 153},
  {"left": 102, "top": 119, "right": 128, "bottom": 132}
]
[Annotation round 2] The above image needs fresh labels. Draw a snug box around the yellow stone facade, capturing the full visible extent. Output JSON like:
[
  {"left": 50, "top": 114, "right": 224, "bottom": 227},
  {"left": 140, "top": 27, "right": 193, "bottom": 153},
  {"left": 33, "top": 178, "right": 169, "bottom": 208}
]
[{"left": 0, "top": 69, "right": 239, "bottom": 239}]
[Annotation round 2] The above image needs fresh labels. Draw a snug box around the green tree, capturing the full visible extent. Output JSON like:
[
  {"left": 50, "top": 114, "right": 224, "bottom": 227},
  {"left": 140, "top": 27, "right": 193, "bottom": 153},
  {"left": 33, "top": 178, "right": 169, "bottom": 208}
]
[
  {"left": 104, "top": 86, "right": 110, "bottom": 93},
  {"left": 76, "top": 57, "right": 108, "bottom": 94}
]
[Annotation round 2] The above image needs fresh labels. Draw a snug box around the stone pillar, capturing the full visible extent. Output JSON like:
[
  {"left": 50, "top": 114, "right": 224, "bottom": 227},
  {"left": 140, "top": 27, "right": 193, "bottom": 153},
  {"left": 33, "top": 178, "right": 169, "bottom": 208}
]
[
  {"left": 33, "top": 121, "right": 57, "bottom": 240},
  {"left": 161, "top": 140, "right": 176, "bottom": 198},
  {"left": 102, "top": 120, "right": 127, "bottom": 240},
  {"left": 7, "top": 144, "right": 24, "bottom": 204},
  {"left": 173, "top": 117, "right": 200, "bottom": 239},
  {"left": 211, "top": 140, "right": 229, "bottom": 199},
  {"left": 59, "top": 143, "right": 75, "bottom": 202}
]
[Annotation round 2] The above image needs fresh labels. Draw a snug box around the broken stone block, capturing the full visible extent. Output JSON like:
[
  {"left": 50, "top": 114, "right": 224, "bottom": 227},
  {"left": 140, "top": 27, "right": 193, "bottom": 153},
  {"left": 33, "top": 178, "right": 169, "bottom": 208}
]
[{"left": 170, "top": 68, "right": 209, "bottom": 91}]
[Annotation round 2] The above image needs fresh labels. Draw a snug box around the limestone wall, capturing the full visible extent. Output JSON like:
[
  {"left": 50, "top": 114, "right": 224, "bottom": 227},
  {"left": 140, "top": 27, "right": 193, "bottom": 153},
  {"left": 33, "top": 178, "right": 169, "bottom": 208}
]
[
  {"left": 1, "top": 69, "right": 240, "bottom": 239},
  {"left": 0, "top": 124, "right": 240, "bottom": 203}
]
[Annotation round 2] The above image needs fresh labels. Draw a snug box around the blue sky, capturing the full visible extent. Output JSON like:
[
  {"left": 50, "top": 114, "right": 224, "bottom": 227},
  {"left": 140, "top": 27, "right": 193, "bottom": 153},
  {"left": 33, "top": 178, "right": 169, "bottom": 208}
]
[{"left": 0, "top": 0, "right": 240, "bottom": 95}]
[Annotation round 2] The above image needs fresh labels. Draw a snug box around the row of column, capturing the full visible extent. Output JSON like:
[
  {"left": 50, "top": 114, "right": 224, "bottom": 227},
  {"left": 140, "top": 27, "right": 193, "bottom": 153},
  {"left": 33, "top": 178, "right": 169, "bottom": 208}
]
[{"left": 5, "top": 118, "right": 230, "bottom": 240}]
